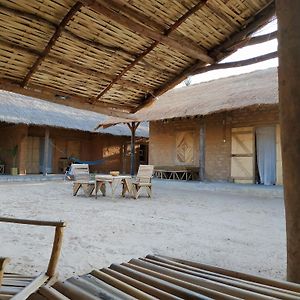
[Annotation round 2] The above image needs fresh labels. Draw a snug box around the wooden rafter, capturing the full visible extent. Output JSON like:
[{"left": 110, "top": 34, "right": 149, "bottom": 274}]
[
  {"left": 0, "top": 38, "right": 153, "bottom": 93},
  {"left": 0, "top": 2, "right": 137, "bottom": 59},
  {"left": 91, "top": 0, "right": 209, "bottom": 102},
  {"left": 0, "top": 79, "right": 134, "bottom": 117},
  {"left": 80, "top": 0, "right": 214, "bottom": 63},
  {"left": 190, "top": 51, "right": 278, "bottom": 75},
  {"left": 21, "top": 2, "right": 84, "bottom": 87},
  {"left": 228, "top": 30, "right": 277, "bottom": 49},
  {"left": 135, "top": 1, "right": 276, "bottom": 112}
]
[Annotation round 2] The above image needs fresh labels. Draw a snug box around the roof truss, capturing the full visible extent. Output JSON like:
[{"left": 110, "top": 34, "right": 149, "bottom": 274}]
[{"left": 0, "top": 0, "right": 275, "bottom": 115}]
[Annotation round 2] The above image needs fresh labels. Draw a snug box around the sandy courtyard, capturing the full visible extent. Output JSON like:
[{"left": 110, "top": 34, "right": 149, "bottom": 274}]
[{"left": 0, "top": 179, "right": 286, "bottom": 281}]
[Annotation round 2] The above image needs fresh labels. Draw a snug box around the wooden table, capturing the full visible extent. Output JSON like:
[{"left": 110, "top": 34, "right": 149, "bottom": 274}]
[{"left": 95, "top": 175, "right": 132, "bottom": 198}]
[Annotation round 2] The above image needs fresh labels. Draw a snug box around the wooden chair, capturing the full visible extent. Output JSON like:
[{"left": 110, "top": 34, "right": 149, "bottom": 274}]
[
  {"left": 131, "top": 165, "right": 154, "bottom": 199},
  {"left": 72, "top": 164, "right": 95, "bottom": 197},
  {"left": 0, "top": 217, "right": 66, "bottom": 299}
]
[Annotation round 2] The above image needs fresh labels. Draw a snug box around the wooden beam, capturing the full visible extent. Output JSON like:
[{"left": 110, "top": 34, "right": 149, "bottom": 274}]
[
  {"left": 210, "top": 1, "right": 276, "bottom": 59},
  {"left": 93, "top": 0, "right": 208, "bottom": 102},
  {"left": 229, "top": 30, "right": 277, "bottom": 49},
  {"left": 135, "top": 1, "right": 275, "bottom": 112},
  {"left": 80, "top": 0, "right": 214, "bottom": 63},
  {"left": 190, "top": 51, "right": 278, "bottom": 75},
  {"left": 0, "top": 79, "right": 133, "bottom": 117},
  {"left": 22, "top": 2, "right": 84, "bottom": 87},
  {"left": 0, "top": 38, "right": 152, "bottom": 92}
]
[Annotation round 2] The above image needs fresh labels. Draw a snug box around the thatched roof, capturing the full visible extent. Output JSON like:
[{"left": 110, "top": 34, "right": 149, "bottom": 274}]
[
  {"left": 98, "top": 67, "right": 278, "bottom": 127},
  {"left": 0, "top": 0, "right": 275, "bottom": 114},
  {"left": 0, "top": 90, "right": 148, "bottom": 137}
]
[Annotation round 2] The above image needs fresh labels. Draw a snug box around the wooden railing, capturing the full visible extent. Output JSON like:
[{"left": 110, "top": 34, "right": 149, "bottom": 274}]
[{"left": 0, "top": 217, "right": 66, "bottom": 277}]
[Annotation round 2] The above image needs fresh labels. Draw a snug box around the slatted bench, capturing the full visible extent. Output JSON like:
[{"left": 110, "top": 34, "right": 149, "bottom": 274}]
[
  {"left": 34, "top": 254, "right": 300, "bottom": 300},
  {"left": 154, "top": 167, "right": 199, "bottom": 181},
  {"left": 0, "top": 217, "right": 66, "bottom": 300}
]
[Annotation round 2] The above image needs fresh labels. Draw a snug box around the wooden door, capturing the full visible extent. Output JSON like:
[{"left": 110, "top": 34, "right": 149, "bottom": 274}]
[
  {"left": 231, "top": 127, "right": 254, "bottom": 183},
  {"left": 26, "top": 137, "right": 40, "bottom": 174}
]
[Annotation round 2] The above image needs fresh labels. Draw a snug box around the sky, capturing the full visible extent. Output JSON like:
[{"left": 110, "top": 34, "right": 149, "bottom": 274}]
[{"left": 178, "top": 18, "right": 278, "bottom": 86}]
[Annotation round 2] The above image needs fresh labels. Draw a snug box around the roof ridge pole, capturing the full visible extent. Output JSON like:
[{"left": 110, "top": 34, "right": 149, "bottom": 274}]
[
  {"left": 277, "top": 0, "right": 300, "bottom": 283},
  {"left": 21, "top": 1, "right": 84, "bottom": 87}
]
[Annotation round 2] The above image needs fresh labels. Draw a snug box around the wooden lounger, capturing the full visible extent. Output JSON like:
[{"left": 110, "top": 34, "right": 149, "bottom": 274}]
[
  {"left": 35, "top": 254, "right": 300, "bottom": 299},
  {"left": 0, "top": 217, "right": 66, "bottom": 300}
]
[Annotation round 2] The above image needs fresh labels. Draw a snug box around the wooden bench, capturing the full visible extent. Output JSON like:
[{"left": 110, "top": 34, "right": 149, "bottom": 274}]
[
  {"left": 154, "top": 166, "right": 199, "bottom": 181},
  {"left": 35, "top": 254, "right": 300, "bottom": 299},
  {"left": 0, "top": 217, "right": 66, "bottom": 299}
]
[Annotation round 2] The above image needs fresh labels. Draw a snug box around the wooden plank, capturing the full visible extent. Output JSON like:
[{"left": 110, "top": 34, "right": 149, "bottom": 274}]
[
  {"left": 11, "top": 274, "right": 49, "bottom": 300},
  {"left": 39, "top": 286, "right": 70, "bottom": 300},
  {"left": 0, "top": 218, "right": 65, "bottom": 227}
]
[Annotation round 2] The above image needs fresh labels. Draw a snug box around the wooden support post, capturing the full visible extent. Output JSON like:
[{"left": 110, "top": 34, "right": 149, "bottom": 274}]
[
  {"left": 122, "top": 144, "right": 126, "bottom": 175},
  {"left": 46, "top": 225, "right": 65, "bottom": 277},
  {"left": 277, "top": 0, "right": 300, "bottom": 283},
  {"left": 199, "top": 123, "right": 206, "bottom": 181},
  {"left": 127, "top": 122, "right": 140, "bottom": 176},
  {"left": 43, "top": 128, "right": 50, "bottom": 176}
]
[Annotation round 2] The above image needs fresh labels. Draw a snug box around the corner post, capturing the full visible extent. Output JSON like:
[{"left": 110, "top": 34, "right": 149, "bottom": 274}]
[
  {"left": 199, "top": 122, "right": 206, "bottom": 181},
  {"left": 277, "top": 0, "right": 300, "bottom": 283},
  {"left": 43, "top": 128, "right": 50, "bottom": 176},
  {"left": 127, "top": 122, "right": 140, "bottom": 176}
]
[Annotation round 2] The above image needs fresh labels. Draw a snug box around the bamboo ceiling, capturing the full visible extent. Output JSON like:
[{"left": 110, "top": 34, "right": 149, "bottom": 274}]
[{"left": 0, "top": 0, "right": 275, "bottom": 116}]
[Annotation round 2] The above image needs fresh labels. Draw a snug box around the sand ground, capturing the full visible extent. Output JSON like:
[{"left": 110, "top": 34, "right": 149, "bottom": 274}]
[{"left": 0, "top": 179, "right": 286, "bottom": 281}]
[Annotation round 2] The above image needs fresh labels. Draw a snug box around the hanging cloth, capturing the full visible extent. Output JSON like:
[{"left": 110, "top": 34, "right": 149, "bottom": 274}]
[{"left": 256, "top": 126, "right": 276, "bottom": 185}]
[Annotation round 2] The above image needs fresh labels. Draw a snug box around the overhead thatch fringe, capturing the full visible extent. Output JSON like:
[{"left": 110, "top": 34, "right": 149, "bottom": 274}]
[
  {"left": 0, "top": 0, "right": 275, "bottom": 112},
  {"left": 0, "top": 90, "right": 148, "bottom": 137},
  {"left": 97, "top": 68, "right": 278, "bottom": 129}
]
